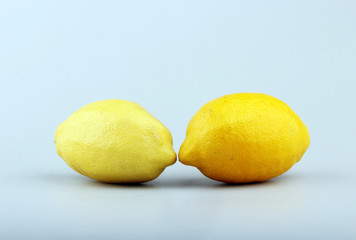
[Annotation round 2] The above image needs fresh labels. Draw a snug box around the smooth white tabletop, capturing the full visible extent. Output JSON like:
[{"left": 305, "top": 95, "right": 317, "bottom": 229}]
[
  {"left": 1, "top": 0, "right": 355, "bottom": 239},
  {"left": 2, "top": 159, "right": 356, "bottom": 240}
]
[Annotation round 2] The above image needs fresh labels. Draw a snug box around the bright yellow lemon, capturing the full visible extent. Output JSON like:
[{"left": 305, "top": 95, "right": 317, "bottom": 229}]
[{"left": 179, "top": 93, "right": 310, "bottom": 183}]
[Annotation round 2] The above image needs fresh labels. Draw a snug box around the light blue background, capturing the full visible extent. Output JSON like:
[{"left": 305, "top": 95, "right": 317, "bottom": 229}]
[{"left": 1, "top": 1, "right": 355, "bottom": 239}]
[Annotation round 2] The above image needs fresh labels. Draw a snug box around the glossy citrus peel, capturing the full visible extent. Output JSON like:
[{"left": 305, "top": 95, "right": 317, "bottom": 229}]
[{"left": 179, "top": 93, "right": 310, "bottom": 183}]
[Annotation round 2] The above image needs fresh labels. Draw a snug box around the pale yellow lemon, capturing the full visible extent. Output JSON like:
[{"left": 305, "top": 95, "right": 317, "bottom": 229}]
[
  {"left": 179, "top": 93, "right": 310, "bottom": 183},
  {"left": 55, "top": 100, "right": 176, "bottom": 183}
]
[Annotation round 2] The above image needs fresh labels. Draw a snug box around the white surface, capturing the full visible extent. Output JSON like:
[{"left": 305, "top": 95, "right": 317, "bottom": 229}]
[
  {"left": 1, "top": 0, "right": 356, "bottom": 239},
  {"left": 2, "top": 161, "right": 356, "bottom": 240}
]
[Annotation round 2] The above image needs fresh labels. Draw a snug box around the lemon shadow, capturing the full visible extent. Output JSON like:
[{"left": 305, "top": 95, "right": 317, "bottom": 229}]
[
  {"left": 33, "top": 173, "right": 154, "bottom": 189},
  {"left": 149, "top": 173, "right": 301, "bottom": 189},
  {"left": 35, "top": 172, "right": 302, "bottom": 189},
  {"left": 85, "top": 180, "right": 154, "bottom": 189}
]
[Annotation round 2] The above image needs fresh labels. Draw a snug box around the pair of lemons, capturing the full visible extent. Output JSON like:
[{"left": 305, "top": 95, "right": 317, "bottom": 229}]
[{"left": 55, "top": 93, "right": 310, "bottom": 184}]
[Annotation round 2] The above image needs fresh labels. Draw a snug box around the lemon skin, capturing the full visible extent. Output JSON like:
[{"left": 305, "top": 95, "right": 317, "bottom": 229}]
[
  {"left": 179, "top": 93, "right": 310, "bottom": 183},
  {"left": 55, "top": 100, "right": 176, "bottom": 183}
]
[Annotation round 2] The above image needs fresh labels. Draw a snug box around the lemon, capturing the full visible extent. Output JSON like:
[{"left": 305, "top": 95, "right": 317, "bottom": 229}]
[
  {"left": 55, "top": 100, "right": 176, "bottom": 183},
  {"left": 179, "top": 93, "right": 310, "bottom": 183}
]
